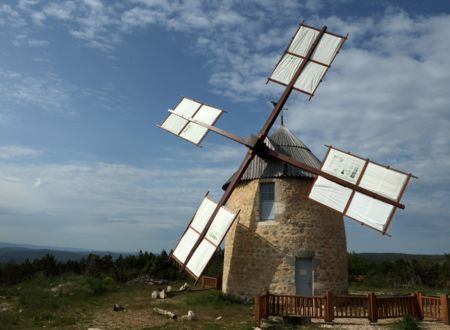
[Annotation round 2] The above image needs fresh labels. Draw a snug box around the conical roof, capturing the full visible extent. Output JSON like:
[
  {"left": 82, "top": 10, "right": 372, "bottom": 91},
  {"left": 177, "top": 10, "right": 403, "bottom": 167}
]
[{"left": 223, "top": 125, "right": 321, "bottom": 189}]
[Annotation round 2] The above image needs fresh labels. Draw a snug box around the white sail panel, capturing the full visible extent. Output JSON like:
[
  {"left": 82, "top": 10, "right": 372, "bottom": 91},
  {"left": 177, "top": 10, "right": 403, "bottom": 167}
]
[
  {"left": 288, "top": 26, "right": 319, "bottom": 57},
  {"left": 194, "top": 105, "right": 222, "bottom": 125},
  {"left": 309, "top": 176, "right": 353, "bottom": 213},
  {"left": 172, "top": 228, "right": 199, "bottom": 264},
  {"left": 173, "top": 98, "right": 201, "bottom": 117},
  {"left": 294, "top": 61, "right": 327, "bottom": 94},
  {"left": 160, "top": 112, "right": 188, "bottom": 136},
  {"left": 186, "top": 239, "right": 216, "bottom": 278},
  {"left": 270, "top": 54, "right": 303, "bottom": 86},
  {"left": 346, "top": 192, "right": 394, "bottom": 231},
  {"left": 322, "top": 149, "right": 366, "bottom": 185},
  {"left": 205, "top": 206, "right": 235, "bottom": 246},
  {"left": 190, "top": 197, "right": 217, "bottom": 233},
  {"left": 358, "top": 163, "right": 408, "bottom": 201},
  {"left": 179, "top": 123, "right": 208, "bottom": 145},
  {"left": 311, "top": 33, "right": 343, "bottom": 65}
]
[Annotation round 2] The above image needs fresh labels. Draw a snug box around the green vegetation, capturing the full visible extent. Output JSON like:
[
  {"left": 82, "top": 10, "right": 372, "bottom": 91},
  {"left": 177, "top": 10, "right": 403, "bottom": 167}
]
[
  {"left": 391, "top": 315, "right": 419, "bottom": 330},
  {"left": 0, "top": 250, "right": 448, "bottom": 329},
  {"left": 0, "top": 249, "right": 224, "bottom": 286},
  {"left": 0, "top": 275, "right": 118, "bottom": 329},
  {"left": 0, "top": 275, "right": 252, "bottom": 330},
  {"left": 348, "top": 252, "right": 450, "bottom": 291}
]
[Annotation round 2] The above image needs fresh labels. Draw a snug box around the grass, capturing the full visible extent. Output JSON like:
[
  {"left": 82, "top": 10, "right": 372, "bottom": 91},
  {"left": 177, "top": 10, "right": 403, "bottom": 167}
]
[
  {"left": 150, "top": 289, "right": 254, "bottom": 329},
  {"left": 349, "top": 283, "right": 446, "bottom": 296},
  {"left": 0, "top": 274, "right": 118, "bottom": 329},
  {"left": 0, "top": 276, "right": 254, "bottom": 329},
  {"left": 0, "top": 276, "right": 447, "bottom": 329}
]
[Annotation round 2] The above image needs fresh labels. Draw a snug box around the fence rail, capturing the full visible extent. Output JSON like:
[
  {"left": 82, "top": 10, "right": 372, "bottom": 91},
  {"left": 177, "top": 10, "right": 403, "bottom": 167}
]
[
  {"left": 254, "top": 291, "right": 449, "bottom": 327},
  {"left": 334, "top": 294, "right": 368, "bottom": 318}
]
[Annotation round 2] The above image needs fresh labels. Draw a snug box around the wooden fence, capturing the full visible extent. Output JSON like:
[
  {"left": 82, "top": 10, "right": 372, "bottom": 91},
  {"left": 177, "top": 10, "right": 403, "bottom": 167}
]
[
  {"left": 200, "top": 275, "right": 222, "bottom": 290},
  {"left": 254, "top": 291, "right": 449, "bottom": 327}
]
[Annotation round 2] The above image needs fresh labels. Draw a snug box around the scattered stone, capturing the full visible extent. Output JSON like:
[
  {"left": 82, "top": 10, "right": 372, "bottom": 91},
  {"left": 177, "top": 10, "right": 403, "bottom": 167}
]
[
  {"left": 179, "top": 282, "right": 189, "bottom": 291},
  {"left": 113, "top": 304, "right": 124, "bottom": 312},
  {"left": 166, "top": 285, "right": 172, "bottom": 293},
  {"left": 215, "top": 315, "right": 223, "bottom": 321},
  {"left": 153, "top": 307, "right": 177, "bottom": 319},
  {"left": 151, "top": 290, "right": 158, "bottom": 299},
  {"left": 159, "top": 289, "right": 166, "bottom": 299},
  {"left": 50, "top": 285, "right": 61, "bottom": 293},
  {"left": 180, "top": 310, "right": 196, "bottom": 321},
  {"left": 88, "top": 328, "right": 104, "bottom": 330}
]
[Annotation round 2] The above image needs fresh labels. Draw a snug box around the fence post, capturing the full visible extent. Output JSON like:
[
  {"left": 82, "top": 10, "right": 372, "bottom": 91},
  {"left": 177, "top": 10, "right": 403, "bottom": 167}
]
[
  {"left": 254, "top": 295, "right": 261, "bottom": 327},
  {"left": 265, "top": 290, "right": 270, "bottom": 318},
  {"left": 414, "top": 292, "right": 423, "bottom": 320},
  {"left": 216, "top": 275, "right": 222, "bottom": 290},
  {"left": 441, "top": 294, "right": 449, "bottom": 325},
  {"left": 324, "top": 291, "right": 334, "bottom": 322},
  {"left": 368, "top": 292, "right": 378, "bottom": 323}
]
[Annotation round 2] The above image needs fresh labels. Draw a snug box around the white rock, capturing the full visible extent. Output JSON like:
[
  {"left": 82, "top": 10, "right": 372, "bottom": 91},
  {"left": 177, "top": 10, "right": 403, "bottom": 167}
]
[
  {"left": 179, "top": 282, "right": 189, "bottom": 291},
  {"left": 166, "top": 285, "right": 172, "bottom": 293},
  {"left": 151, "top": 290, "right": 158, "bottom": 299},
  {"left": 181, "top": 310, "right": 196, "bottom": 321},
  {"left": 159, "top": 289, "right": 166, "bottom": 299},
  {"left": 215, "top": 315, "right": 222, "bottom": 321}
]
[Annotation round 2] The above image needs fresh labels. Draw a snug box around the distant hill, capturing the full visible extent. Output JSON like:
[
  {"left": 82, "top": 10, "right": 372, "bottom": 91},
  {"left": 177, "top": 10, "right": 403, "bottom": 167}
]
[
  {"left": 0, "top": 242, "right": 128, "bottom": 263},
  {"left": 355, "top": 252, "right": 447, "bottom": 263},
  {"left": 0, "top": 241, "right": 96, "bottom": 252}
]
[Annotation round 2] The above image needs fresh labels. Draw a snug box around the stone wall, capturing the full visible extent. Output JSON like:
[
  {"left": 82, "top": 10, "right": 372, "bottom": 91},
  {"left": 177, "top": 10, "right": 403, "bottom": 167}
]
[{"left": 223, "top": 177, "right": 348, "bottom": 300}]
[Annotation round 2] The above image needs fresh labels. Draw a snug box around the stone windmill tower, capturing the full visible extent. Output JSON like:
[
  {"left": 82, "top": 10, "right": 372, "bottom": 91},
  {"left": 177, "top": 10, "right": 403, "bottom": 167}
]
[{"left": 222, "top": 124, "right": 348, "bottom": 299}]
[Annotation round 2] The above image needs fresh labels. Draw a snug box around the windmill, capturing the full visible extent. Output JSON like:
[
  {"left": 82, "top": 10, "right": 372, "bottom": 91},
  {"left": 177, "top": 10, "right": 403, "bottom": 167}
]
[{"left": 158, "top": 22, "right": 415, "bottom": 285}]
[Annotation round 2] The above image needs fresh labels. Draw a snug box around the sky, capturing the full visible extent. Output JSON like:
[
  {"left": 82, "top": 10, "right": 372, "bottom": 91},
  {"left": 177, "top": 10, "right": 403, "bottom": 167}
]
[{"left": 0, "top": 0, "right": 449, "bottom": 254}]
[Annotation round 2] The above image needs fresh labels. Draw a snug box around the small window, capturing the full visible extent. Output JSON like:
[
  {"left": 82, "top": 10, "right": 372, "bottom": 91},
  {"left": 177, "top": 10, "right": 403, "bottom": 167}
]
[{"left": 260, "top": 182, "right": 275, "bottom": 220}]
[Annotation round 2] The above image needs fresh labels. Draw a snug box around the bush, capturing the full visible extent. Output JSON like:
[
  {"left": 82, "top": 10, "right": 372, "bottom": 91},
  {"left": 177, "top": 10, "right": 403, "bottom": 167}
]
[{"left": 392, "top": 314, "right": 419, "bottom": 330}]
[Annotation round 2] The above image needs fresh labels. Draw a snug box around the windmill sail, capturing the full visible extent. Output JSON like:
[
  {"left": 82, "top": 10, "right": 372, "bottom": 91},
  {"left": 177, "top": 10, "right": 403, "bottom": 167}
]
[
  {"left": 172, "top": 195, "right": 238, "bottom": 279},
  {"left": 159, "top": 97, "right": 224, "bottom": 145},
  {"left": 268, "top": 24, "right": 346, "bottom": 97},
  {"left": 309, "top": 147, "right": 412, "bottom": 233}
]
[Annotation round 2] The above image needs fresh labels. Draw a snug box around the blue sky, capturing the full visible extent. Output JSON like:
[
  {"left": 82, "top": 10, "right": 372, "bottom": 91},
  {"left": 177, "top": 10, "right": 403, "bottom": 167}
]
[{"left": 0, "top": 0, "right": 449, "bottom": 254}]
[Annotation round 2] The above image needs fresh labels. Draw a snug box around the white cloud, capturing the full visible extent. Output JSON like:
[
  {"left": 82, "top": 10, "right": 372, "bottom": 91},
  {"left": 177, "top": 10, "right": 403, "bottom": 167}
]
[
  {"left": 0, "top": 145, "right": 42, "bottom": 160},
  {"left": 0, "top": 4, "right": 27, "bottom": 27},
  {"left": 11, "top": 35, "right": 50, "bottom": 47},
  {"left": 121, "top": 7, "right": 160, "bottom": 30},
  {"left": 43, "top": 2, "right": 75, "bottom": 20},
  {"left": 27, "top": 38, "right": 49, "bottom": 47},
  {"left": 33, "top": 178, "right": 43, "bottom": 187},
  {"left": 0, "top": 158, "right": 234, "bottom": 250},
  {"left": 83, "top": 0, "right": 103, "bottom": 11},
  {"left": 0, "top": 68, "right": 74, "bottom": 115}
]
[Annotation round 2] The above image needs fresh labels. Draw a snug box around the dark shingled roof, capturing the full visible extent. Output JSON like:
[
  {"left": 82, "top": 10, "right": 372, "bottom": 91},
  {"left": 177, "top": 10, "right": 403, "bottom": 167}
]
[{"left": 223, "top": 125, "right": 321, "bottom": 189}]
